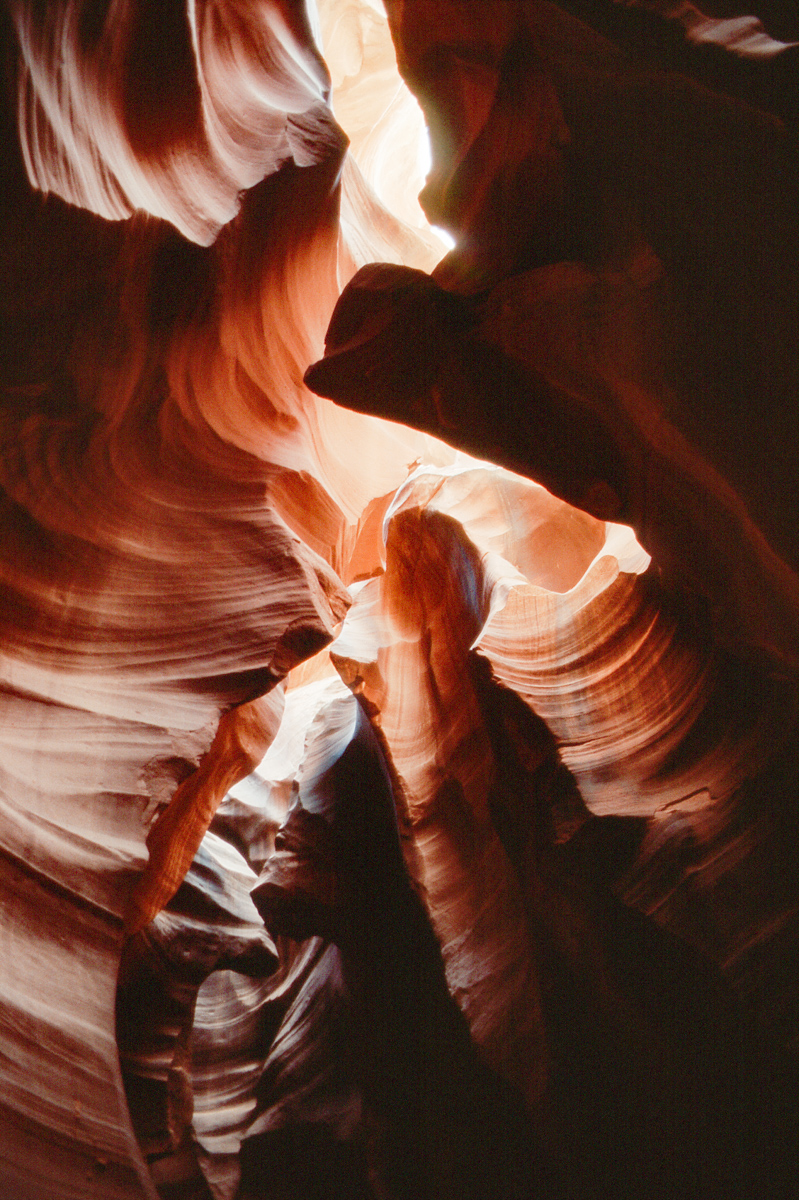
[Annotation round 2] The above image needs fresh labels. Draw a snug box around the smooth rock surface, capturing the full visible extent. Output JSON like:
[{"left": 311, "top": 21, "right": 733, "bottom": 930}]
[{"left": 1, "top": 0, "right": 798, "bottom": 1196}]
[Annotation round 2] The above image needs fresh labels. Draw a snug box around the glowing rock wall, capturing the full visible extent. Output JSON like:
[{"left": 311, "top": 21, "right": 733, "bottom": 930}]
[{"left": 1, "top": 1, "right": 798, "bottom": 1197}]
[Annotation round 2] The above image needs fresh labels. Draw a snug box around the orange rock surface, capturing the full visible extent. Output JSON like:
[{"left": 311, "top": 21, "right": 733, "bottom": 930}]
[{"left": 1, "top": 2, "right": 797, "bottom": 1197}]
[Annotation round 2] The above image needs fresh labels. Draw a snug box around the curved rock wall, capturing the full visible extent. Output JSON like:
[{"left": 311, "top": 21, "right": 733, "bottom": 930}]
[{"left": 1, "top": 0, "right": 798, "bottom": 1197}]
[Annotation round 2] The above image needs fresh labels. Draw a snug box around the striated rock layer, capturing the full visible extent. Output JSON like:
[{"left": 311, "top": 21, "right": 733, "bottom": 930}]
[
  {"left": 1, "top": 0, "right": 798, "bottom": 1197},
  {"left": 0, "top": 2, "right": 438, "bottom": 1194}
]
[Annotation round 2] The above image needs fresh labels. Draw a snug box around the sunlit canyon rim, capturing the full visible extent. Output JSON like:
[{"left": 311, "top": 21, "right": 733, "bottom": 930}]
[{"left": 0, "top": 1, "right": 798, "bottom": 1197}]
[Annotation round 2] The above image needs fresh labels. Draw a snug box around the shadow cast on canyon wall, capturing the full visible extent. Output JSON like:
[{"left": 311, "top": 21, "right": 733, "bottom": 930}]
[{"left": 1, "top": 0, "right": 798, "bottom": 1197}]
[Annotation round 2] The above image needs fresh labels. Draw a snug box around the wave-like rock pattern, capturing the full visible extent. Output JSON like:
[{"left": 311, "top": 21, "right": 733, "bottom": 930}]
[
  {"left": 312, "top": 0, "right": 799, "bottom": 668},
  {"left": 330, "top": 460, "right": 789, "bottom": 954},
  {"left": 0, "top": 3, "right": 438, "bottom": 1195},
  {"left": 325, "top": 463, "right": 799, "bottom": 1192},
  {"left": 118, "top": 466, "right": 797, "bottom": 1195},
  {"left": 9, "top": 0, "right": 333, "bottom": 245},
  {"left": 245, "top": 679, "right": 537, "bottom": 1200},
  {"left": 1, "top": 0, "right": 798, "bottom": 1196}
]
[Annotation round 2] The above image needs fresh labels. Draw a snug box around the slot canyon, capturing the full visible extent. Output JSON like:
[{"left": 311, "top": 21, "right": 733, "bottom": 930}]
[{"left": 1, "top": 0, "right": 798, "bottom": 1196}]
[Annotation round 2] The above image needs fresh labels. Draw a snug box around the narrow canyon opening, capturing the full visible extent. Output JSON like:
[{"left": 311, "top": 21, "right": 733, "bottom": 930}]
[{"left": 1, "top": 2, "right": 798, "bottom": 1198}]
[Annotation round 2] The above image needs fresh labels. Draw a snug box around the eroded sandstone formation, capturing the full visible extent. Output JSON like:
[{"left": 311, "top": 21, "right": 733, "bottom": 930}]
[{"left": 1, "top": 1, "right": 798, "bottom": 1197}]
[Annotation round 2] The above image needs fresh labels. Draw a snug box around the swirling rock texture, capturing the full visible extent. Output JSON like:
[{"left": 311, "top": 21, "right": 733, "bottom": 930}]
[{"left": 1, "top": 1, "right": 798, "bottom": 1198}]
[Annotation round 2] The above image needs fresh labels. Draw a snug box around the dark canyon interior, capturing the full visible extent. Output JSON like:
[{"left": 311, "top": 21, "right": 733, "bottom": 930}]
[{"left": 1, "top": 2, "right": 798, "bottom": 1197}]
